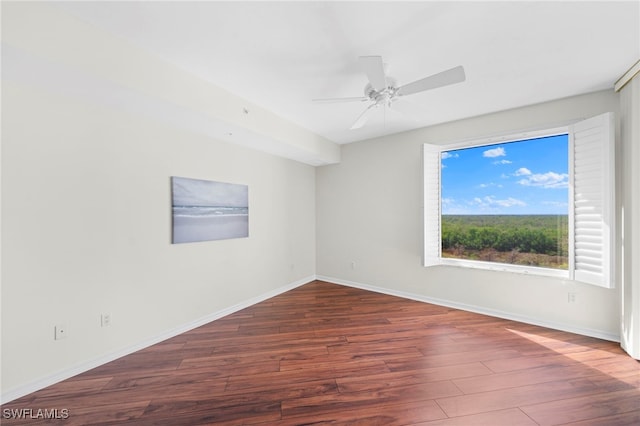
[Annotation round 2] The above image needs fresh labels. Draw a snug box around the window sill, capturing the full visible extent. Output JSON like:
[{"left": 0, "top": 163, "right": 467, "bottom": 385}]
[{"left": 439, "top": 258, "right": 569, "bottom": 279}]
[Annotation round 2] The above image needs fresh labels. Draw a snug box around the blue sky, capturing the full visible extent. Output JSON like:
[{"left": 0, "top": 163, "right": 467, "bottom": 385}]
[
  {"left": 441, "top": 134, "right": 569, "bottom": 215},
  {"left": 172, "top": 176, "right": 248, "bottom": 207}
]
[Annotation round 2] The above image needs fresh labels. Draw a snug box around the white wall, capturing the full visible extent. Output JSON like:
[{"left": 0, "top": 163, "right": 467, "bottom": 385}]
[
  {"left": 317, "top": 90, "right": 622, "bottom": 340},
  {"left": 618, "top": 69, "right": 640, "bottom": 359},
  {"left": 1, "top": 78, "right": 316, "bottom": 400},
  {"left": 1, "top": 4, "right": 317, "bottom": 401}
]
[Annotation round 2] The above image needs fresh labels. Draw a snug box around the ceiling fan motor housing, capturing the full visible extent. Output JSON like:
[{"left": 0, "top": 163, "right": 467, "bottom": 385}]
[{"left": 364, "top": 77, "right": 399, "bottom": 106}]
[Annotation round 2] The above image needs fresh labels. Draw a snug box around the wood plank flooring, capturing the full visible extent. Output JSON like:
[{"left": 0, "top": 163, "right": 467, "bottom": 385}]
[{"left": 2, "top": 280, "right": 639, "bottom": 425}]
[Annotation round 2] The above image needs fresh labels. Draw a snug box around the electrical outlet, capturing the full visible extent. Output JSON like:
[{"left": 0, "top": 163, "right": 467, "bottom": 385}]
[
  {"left": 350, "top": 261, "right": 356, "bottom": 270},
  {"left": 101, "top": 313, "right": 111, "bottom": 327},
  {"left": 568, "top": 292, "right": 577, "bottom": 303},
  {"left": 54, "top": 324, "right": 67, "bottom": 340}
]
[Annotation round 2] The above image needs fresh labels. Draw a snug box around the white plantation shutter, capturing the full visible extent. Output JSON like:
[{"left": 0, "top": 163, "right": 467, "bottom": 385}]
[
  {"left": 570, "top": 112, "right": 615, "bottom": 288},
  {"left": 423, "top": 144, "right": 442, "bottom": 266},
  {"left": 423, "top": 114, "right": 615, "bottom": 284}
]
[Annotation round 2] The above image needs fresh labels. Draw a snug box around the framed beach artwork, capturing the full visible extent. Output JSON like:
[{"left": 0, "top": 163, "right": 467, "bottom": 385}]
[{"left": 171, "top": 176, "right": 249, "bottom": 244}]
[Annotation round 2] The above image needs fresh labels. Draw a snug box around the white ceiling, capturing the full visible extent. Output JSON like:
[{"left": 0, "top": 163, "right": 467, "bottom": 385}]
[{"left": 55, "top": 1, "right": 639, "bottom": 145}]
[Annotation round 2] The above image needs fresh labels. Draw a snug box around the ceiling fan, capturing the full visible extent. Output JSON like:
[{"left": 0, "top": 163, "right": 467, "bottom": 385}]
[{"left": 313, "top": 56, "right": 465, "bottom": 129}]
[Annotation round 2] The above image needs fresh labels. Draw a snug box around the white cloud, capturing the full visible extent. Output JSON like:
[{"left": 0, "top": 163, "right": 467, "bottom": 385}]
[
  {"left": 493, "top": 159, "right": 512, "bottom": 165},
  {"left": 441, "top": 152, "right": 459, "bottom": 160},
  {"left": 478, "top": 182, "right": 502, "bottom": 189},
  {"left": 514, "top": 167, "right": 532, "bottom": 176},
  {"left": 441, "top": 198, "right": 473, "bottom": 214},
  {"left": 483, "top": 147, "right": 506, "bottom": 158},
  {"left": 472, "top": 196, "right": 526, "bottom": 209},
  {"left": 518, "top": 171, "right": 568, "bottom": 189},
  {"left": 542, "top": 200, "right": 568, "bottom": 208}
]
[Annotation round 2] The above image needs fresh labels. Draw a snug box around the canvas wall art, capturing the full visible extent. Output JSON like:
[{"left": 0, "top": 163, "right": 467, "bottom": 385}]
[{"left": 171, "top": 176, "right": 249, "bottom": 244}]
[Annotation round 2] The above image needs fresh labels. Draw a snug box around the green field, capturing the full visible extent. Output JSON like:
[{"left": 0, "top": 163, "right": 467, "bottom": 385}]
[{"left": 441, "top": 215, "right": 568, "bottom": 269}]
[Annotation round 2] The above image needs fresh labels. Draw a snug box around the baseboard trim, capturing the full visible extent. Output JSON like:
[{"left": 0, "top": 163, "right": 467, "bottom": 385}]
[
  {"left": 1, "top": 275, "right": 314, "bottom": 405},
  {"left": 316, "top": 275, "right": 620, "bottom": 343}
]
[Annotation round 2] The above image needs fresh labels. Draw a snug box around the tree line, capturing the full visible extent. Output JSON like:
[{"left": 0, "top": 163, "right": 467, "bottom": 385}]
[{"left": 441, "top": 215, "right": 568, "bottom": 256}]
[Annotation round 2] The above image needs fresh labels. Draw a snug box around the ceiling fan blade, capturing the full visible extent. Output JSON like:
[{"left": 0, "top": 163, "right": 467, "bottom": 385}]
[
  {"left": 359, "top": 56, "right": 387, "bottom": 91},
  {"left": 397, "top": 65, "right": 465, "bottom": 96},
  {"left": 312, "top": 96, "right": 368, "bottom": 104},
  {"left": 350, "top": 104, "right": 377, "bottom": 130}
]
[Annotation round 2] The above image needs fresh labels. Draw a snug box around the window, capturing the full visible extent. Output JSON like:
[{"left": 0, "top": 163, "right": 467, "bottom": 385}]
[
  {"left": 441, "top": 134, "right": 569, "bottom": 270},
  {"left": 424, "top": 113, "right": 615, "bottom": 288}
]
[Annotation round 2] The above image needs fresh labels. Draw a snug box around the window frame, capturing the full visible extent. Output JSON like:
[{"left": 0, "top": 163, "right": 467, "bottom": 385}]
[{"left": 423, "top": 113, "right": 615, "bottom": 288}]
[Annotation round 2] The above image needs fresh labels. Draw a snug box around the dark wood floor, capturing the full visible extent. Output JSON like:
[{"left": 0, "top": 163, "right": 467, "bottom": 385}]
[{"left": 2, "top": 280, "right": 639, "bottom": 425}]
